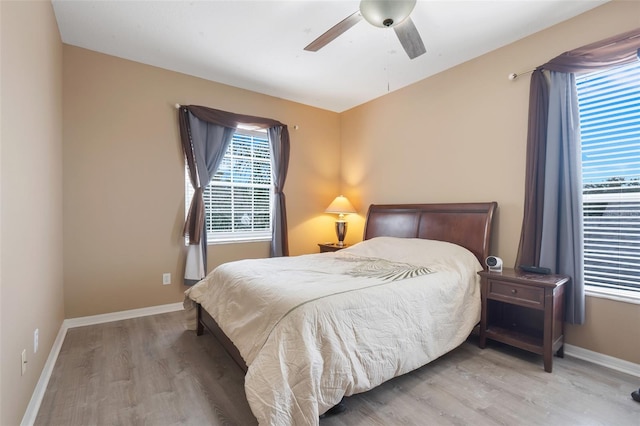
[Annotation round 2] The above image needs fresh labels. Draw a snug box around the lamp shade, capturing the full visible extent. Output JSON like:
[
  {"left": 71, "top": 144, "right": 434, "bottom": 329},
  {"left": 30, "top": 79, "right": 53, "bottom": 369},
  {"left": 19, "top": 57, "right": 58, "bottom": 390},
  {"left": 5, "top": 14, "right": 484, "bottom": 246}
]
[
  {"left": 325, "top": 195, "right": 356, "bottom": 215},
  {"left": 359, "top": 0, "right": 416, "bottom": 28}
]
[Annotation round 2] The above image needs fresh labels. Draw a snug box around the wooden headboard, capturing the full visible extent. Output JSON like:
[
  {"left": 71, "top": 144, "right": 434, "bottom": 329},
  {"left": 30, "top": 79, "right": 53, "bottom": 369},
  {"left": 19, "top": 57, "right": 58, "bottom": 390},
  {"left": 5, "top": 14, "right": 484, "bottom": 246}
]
[{"left": 363, "top": 202, "right": 497, "bottom": 266}]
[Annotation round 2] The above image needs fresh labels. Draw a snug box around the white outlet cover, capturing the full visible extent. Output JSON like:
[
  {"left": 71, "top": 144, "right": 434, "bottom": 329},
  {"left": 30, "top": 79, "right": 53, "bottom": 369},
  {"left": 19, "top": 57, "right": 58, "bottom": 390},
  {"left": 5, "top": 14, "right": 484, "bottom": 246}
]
[{"left": 162, "top": 273, "right": 171, "bottom": 285}]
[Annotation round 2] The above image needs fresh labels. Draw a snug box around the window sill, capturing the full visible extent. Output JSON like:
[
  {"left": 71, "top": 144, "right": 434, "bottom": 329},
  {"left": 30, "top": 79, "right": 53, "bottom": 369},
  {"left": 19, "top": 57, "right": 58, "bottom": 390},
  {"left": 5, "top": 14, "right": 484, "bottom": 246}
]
[
  {"left": 207, "top": 236, "right": 271, "bottom": 245},
  {"left": 585, "top": 286, "right": 640, "bottom": 305}
]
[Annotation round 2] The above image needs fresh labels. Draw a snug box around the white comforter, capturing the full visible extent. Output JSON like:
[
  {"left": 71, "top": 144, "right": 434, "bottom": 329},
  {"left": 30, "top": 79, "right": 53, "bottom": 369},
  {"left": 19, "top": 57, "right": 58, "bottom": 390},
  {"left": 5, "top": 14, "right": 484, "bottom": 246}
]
[{"left": 184, "top": 237, "right": 482, "bottom": 425}]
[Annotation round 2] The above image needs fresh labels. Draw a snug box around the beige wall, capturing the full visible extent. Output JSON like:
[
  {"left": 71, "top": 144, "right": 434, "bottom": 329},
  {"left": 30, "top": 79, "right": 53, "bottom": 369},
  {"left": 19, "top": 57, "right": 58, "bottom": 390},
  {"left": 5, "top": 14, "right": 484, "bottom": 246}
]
[
  {"left": 340, "top": 0, "right": 640, "bottom": 364},
  {"left": 566, "top": 296, "right": 640, "bottom": 363},
  {"left": 0, "top": 1, "right": 65, "bottom": 425},
  {"left": 62, "top": 46, "right": 342, "bottom": 318},
  {"left": 2, "top": 4, "right": 639, "bottom": 423}
]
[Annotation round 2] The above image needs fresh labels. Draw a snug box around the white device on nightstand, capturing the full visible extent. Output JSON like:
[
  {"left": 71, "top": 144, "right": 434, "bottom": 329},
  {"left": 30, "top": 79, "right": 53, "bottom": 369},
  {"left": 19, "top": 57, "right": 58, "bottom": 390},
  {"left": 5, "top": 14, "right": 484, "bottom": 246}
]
[{"left": 485, "top": 256, "right": 503, "bottom": 272}]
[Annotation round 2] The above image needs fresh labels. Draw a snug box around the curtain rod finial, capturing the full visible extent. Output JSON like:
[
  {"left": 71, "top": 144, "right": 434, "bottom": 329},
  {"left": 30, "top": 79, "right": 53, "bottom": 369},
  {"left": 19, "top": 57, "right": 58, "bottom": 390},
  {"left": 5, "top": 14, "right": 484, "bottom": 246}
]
[
  {"left": 175, "top": 103, "right": 181, "bottom": 109},
  {"left": 508, "top": 68, "right": 535, "bottom": 81}
]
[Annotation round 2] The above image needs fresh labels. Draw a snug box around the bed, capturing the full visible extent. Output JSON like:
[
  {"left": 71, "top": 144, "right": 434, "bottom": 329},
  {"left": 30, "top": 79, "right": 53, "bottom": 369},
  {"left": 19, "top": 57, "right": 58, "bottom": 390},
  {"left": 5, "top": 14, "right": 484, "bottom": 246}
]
[{"left": 184, "top": 202, "right": 497, "bottom": 425}]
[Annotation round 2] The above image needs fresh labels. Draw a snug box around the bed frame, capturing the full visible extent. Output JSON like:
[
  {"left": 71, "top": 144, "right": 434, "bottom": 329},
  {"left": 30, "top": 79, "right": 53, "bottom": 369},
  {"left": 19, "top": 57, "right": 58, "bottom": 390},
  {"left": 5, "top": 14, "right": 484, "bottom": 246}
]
[{"left": 196, "top": 202, "right": 497, "bottom": 373}]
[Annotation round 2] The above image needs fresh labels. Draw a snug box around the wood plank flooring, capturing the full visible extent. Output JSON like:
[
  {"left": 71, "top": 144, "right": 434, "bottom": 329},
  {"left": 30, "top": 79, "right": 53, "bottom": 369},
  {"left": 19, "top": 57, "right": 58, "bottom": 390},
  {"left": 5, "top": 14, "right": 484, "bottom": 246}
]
[{"left": 35, "top": 311, "right": 640, "bottom": 425}]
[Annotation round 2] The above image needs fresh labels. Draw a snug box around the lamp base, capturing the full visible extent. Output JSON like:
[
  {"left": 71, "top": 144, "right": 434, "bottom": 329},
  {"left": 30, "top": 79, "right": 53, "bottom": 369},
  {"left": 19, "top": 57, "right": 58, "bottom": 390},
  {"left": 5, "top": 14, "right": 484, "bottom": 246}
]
[{"left": 335, "top": 221, "right": 347, "bottom": 246}]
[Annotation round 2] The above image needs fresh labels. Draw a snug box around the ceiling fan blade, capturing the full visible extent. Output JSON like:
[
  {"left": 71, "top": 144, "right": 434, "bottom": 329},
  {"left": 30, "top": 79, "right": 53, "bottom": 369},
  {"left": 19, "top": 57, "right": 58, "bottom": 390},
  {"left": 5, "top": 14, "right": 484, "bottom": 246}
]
[
  {"left": 304, "top": 11, "right": 362, "bottom": 52},
  {"left": 393, "top": 17, "right": 426, "bottom": 59}
]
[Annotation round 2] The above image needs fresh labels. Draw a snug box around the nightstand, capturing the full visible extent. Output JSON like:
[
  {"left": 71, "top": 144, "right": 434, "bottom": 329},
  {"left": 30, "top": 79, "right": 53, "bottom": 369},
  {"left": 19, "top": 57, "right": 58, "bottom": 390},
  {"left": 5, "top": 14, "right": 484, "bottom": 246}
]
[
  {"left": 478, "top": 268, "right": 569, "bottom": 372},
  {"left": 318, "top": 243, "right": 349, "bottom": 253}
]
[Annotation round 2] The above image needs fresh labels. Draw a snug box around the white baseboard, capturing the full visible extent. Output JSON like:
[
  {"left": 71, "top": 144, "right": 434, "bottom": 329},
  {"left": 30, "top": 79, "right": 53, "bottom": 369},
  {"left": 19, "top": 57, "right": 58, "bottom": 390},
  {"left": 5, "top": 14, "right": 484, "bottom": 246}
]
[
  {"left": 20, "top": 302, "right": 184, "bottom": 426},
  {"left": 64, "top": 302, "right": 184, "bottom": 328},
  {"left": 565, "top": 344, "right": 640, "bottom": 378},
  {"left": 20, "top": 320, "right": 68, "bottom": 426}
]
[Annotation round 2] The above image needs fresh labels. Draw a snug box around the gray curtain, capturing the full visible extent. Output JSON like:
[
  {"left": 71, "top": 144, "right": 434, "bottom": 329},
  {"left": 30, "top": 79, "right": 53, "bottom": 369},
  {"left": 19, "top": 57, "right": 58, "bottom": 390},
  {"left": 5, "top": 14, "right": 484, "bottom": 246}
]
[
  {"left": 516, "top": 28, "right": 640, "bottom": 324},
  {"left": 515, "top": 68, "right": 549, "bottom": 268},
  {"left": 189, "top": 113, "right": 236, "bottom": 200},
  {"left": 178, "top": 105, "right": 291, "bottom": 285},
  {"left": 180, "top": 109, "right": 235, "bottom": 285},
  {"left": 268, "top": 126, "right": 290, "bottom": 257},
  {"left": 539, "top": 72, "right": 584, "bottom": 324}
]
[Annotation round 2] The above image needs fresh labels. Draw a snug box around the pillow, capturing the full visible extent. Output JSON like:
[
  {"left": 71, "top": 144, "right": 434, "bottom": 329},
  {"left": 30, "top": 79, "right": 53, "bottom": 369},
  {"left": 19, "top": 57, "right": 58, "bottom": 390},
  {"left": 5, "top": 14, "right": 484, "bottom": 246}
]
[{"left": 338, "top": 236, "right": 482, "bottom": 272}]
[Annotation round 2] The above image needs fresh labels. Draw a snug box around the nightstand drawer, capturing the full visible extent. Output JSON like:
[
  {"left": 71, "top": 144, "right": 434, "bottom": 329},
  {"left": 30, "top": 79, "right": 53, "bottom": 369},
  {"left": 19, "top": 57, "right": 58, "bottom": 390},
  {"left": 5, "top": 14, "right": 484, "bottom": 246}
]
[{"left": 488, "top": 281, "right": 544, "bottom": 309}]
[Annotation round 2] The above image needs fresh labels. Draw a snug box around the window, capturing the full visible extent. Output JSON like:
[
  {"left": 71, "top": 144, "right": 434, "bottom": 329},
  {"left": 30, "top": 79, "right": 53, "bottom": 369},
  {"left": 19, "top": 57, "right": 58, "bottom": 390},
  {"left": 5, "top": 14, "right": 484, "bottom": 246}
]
[
  {"left": 576, "top": 60, "right": 640, "bottom": 298},
  {"left": 185, "top": 128, "right": 273, "bottom": 243}
]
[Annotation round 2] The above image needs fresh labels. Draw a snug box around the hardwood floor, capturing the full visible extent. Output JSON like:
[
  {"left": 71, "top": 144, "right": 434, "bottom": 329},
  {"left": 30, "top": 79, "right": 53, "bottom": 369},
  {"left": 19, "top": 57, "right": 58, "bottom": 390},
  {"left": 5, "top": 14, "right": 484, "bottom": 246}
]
[
  {"left": 36, "top": 311, "right": 640, "bottom": 425},
  {"left": 35, "top": 311, "right": 255, "bottom": 426}
]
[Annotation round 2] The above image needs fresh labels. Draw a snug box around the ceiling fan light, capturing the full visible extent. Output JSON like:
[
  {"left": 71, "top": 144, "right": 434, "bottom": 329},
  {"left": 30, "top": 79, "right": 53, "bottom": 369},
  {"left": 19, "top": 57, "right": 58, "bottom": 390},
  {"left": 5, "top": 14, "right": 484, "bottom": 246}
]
[{"left": 359, "top": 0, "right": 417, "bottom": 28}]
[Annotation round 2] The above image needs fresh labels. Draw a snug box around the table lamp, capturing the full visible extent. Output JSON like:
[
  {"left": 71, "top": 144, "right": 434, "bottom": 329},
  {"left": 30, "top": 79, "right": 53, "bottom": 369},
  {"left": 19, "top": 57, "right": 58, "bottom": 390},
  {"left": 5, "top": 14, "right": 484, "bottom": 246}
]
[{"left": 325, "top": 195, "right": 356, "bottom": 246}]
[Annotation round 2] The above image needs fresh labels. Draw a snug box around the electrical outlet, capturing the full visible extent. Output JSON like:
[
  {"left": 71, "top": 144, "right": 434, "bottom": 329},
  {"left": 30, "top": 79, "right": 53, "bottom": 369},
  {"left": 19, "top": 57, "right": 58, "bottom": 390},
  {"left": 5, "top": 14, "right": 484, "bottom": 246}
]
[
  {"left": 21, "top": 349, "right": 27, "bottom": 375},
  {"left": 34, "top": 329, "right": 39, "bottom": 354},
  {"left": 162, "top": 273, "right": 171, "bottom": 285}
]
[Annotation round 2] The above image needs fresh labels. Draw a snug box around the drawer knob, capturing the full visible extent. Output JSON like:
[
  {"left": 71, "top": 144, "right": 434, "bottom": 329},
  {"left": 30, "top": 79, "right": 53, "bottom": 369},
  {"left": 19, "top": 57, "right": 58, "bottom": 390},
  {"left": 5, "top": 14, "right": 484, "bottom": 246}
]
[{"left": 511, "top": 289, "right": 517, "bottom": 294}]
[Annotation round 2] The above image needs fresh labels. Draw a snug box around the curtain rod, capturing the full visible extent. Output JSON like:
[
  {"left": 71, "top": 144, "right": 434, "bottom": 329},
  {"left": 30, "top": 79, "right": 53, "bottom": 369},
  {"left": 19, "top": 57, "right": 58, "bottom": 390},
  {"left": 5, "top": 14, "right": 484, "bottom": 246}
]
[
  {"left": 508, "top": 68, "right": 536, "bottom": 81},
  {"left": 174, "top": 103, "right": 300, "bottom": 130}
]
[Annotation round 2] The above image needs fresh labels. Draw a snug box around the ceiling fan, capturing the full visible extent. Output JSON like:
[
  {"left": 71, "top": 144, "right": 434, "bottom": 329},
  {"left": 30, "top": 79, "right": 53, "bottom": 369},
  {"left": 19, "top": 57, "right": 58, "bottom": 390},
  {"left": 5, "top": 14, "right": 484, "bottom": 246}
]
[{"left": 304, "top": 0, "right": 426, "bottom": 60}]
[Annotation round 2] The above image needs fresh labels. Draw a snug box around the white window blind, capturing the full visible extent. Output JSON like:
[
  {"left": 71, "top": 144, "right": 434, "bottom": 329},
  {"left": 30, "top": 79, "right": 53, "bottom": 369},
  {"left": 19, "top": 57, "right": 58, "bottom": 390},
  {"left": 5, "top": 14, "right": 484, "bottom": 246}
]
[
  {"left": 576, "top": 60, "right": 640, "bottom": 294},
  {"left": 185, "top": 129, "right": 273, "bottom": 243}
]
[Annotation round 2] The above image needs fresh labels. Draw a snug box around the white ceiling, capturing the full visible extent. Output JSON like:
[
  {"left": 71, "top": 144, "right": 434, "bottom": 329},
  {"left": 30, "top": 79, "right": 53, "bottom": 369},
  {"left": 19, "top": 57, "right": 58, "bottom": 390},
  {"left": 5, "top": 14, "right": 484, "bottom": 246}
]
[{"left": 51, "top": 0, "right": 609, "bottom": 113}]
